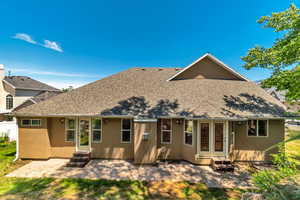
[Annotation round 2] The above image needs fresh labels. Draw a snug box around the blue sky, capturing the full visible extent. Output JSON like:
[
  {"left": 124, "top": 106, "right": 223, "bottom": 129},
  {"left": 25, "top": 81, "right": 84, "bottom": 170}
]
[{"left": 0, "top": 0, "right": 296, "bottom": 88}]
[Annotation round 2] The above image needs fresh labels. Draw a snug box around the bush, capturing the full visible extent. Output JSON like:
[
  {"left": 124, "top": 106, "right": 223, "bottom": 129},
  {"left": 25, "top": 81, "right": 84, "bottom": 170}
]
[
  {"left": 252, "top": 145, "right": 298, "bottom": 200},
  {"left": 0, "top": 133, "right": 9, "bottom": 143}
]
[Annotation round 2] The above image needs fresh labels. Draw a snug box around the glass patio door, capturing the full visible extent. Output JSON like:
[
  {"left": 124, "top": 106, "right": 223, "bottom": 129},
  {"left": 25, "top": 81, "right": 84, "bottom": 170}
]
[
  {"left": 78, "top": 118, "right": 90, "bottom": 151},
  {"left": 198, "top": 121, "right": 227, "bottom": 157}
]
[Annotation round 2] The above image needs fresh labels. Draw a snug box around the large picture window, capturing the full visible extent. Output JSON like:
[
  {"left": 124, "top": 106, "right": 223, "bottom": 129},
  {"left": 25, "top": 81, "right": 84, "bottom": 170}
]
[
  {"left": 161, "top": 119, "right": 172, "bottom": 144},
  {"left": 184, "top": 120, "right": 193, "bottom": 146},
  {"left": 121, "top": 119, "right": 131, "bottom": 143},
  {"left": 248, "top": 120, "right": 268, "bottom": 137},
  {"left": 92, "top": 118, "right": 102, "bottom": 143},
  {"left": 65, "top": 118, "right": 76, "bottom": 142}
]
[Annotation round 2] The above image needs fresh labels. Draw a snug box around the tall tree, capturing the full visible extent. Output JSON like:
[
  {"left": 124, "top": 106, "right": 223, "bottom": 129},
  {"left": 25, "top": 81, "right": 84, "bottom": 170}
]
[{"left": 242, "top": 4, "right": 300, "bottom": 112}]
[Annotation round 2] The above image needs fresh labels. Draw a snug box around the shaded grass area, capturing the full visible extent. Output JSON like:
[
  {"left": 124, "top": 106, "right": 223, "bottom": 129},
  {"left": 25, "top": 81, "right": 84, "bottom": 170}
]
[
  {"left": 0, "top": 178, "right": 245, "bottom": 200},
  {"left": 285, "top": 127, "right": 300, "bottom": 166}
]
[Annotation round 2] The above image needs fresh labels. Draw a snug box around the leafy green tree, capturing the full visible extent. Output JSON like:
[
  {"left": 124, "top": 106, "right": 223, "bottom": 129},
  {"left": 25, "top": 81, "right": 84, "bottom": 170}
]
[
  {"left": 242, "top": 4, "right": 300, "bottom": 111},
  {"left": 61, "top": 86, "right": 73, "bottom": 93}
]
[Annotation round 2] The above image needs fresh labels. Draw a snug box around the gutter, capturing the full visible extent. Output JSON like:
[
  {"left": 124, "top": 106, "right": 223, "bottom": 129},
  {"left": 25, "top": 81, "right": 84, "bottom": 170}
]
[
  {"left": 12, "top": 113, "right": 288, "bottom": 120},
  {"left": 13, "top": 118, "right": 19, "bottom": 162}
]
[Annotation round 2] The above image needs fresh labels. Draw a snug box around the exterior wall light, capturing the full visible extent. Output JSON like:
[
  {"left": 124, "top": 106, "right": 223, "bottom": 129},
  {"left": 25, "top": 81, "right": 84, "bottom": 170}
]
[
  {"left": 142, "top": 132, "right": 151, "bottom": 141},
  {"left": 59, "top": 118, "right": 65, "bottom": 124}
]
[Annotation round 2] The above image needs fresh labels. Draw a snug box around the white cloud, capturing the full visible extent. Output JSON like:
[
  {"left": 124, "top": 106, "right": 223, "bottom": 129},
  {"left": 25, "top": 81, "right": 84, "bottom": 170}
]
[
  {"left": 10, "top": 68, "right": 99, "bottom": 78},
  {"left": 43, "top": 40, "right": 63, "bottom": 52},
  {"left": 12, "top": 33, "right": 63, "bottom": 52},
  {"left": 12, "top": 33, "right": 37, "bottom": 44}
]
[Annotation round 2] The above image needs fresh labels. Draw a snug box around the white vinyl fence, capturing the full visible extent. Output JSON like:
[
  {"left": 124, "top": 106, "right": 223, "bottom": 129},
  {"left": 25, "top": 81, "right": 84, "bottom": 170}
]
[{"left": 0, "top": 120, "right": 18, "bottom": 141}]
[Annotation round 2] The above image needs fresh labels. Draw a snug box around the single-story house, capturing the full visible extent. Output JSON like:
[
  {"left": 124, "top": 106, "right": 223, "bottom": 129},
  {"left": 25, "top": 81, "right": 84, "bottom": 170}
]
[{"left": 13, "top": 53, "right": 286, "bottom": 165}]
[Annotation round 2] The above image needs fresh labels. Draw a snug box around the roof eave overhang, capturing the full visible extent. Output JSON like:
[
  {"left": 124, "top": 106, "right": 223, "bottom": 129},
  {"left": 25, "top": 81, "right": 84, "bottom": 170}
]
[{"left": 13, "top": 113, "right": 289, "bottom": 120}]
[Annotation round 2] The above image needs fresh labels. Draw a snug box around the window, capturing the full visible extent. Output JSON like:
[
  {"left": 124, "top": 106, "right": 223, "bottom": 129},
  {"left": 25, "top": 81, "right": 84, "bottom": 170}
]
[
  {"left": 247, "top": 120, "right": 268, "bottom": 137},
  {"left": 161, "top": 119, "right": 172, "bottom": 144},
  {"left": 121, "top": 119, "right": 131, "bottom": 143},
  {"left": 184, "top": 120, "right": 193, "bottom": 145},
  {"left": 200, "top": 123, "right": 210, "bottom": 152},
  {"left": 65, "top": 118, "right": 76, "bottom": 142},
  {"left": 92, "top": 118, "right": 102, "bottom": 143},
  {"left": 6, "top": 95, "right": 13, "bottom": 110},
  {"left": 31, "top": 119, "right": 41, "bottom": 126},
  {"left": 21, "top": 119, "right": 30, "bottom": 126},
  {"left": 21, "top": 119, "right": 41, "bottom": 127}
]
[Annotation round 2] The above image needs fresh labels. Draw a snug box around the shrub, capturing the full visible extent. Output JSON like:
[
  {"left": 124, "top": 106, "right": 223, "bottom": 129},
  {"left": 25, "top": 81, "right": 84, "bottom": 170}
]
[{"left": 251, "top": 145, "right": 298, "bottom": 200}]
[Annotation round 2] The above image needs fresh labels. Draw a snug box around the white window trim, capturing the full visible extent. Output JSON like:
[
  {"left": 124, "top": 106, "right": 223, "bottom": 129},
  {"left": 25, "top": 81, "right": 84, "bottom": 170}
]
[
  {"left": 121, "top": 119, "right": 132, "bottom": 143},
  {"left": 91, "top": 118, "right": 102, "bottom": 143},
  {"left": 183, "top": 119, "right": 193, "bottom": 147},
  {"left": 161, "top": 119, "right": 172, "bottom": 144},
  {"left": 247, "top": 119, "right": 269, "bottom": 137},
  {"left": 21, "top": 119, "right": 41, "bottom": 127},
  {"left": 65, "top": 118, "right": 76, "bottom": 142}
]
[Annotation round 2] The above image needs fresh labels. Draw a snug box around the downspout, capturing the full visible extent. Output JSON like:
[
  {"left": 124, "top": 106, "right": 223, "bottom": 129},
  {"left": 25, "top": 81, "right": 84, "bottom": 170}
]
[{"left": 13, "top": 117, "right": 19, "bottom": 162}]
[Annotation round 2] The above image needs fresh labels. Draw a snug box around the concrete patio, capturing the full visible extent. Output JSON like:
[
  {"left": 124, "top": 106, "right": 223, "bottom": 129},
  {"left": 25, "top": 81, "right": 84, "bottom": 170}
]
[{"left": 6, "top": 159, "right": 253, "bottom": 188}]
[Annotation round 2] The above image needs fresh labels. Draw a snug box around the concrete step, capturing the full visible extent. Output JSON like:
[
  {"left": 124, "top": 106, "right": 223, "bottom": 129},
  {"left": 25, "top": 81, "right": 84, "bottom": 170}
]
[
  {"left": 66, "top": 161, "right": 88, "bottom": 168},
  {"left": 70, "top": 157, "right": 90, "bottom": 162},
  {"left": 211, "top": 158, "right": 235, "bottom": 172},
  {"left": 73, "top": 152, "right": 90, "bottom": 158}
]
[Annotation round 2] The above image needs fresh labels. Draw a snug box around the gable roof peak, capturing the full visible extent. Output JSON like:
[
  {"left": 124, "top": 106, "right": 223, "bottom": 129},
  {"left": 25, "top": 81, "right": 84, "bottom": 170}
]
[{"left": 167, "top": 53, "right": 250, "bottom": 82}]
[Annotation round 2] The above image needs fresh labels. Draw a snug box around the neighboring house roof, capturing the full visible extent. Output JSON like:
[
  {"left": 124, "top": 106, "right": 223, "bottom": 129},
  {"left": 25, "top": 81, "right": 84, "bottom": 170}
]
[
  {"left": 14, "top": 64, "right": 286, "bottom": 119},
  {"left": 3, "top": 76, "right": 59, "bottom": 91},
  {"left": 13, "top": 91, "right": 62, "bottom": 111}
]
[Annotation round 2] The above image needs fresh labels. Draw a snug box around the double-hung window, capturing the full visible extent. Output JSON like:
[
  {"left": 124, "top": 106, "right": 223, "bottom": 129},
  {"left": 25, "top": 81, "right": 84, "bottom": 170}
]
[
  {"left": 65, "top": 118, "right": 76, "bottom": 142},
  {"left": 92, "top": 118, "right": 102, "bottom": 143},
  {"left": 184, "top": 120, "right": 193, "bottom": 146},
  {"left": 121, "top": 119, "right": 131, "bottom": 143},
  {"left": 161, "top": 119, "right": 172, "bottom": 144},
  {"left": 247, "top": 120, "right": 268, "bottom": 137}
]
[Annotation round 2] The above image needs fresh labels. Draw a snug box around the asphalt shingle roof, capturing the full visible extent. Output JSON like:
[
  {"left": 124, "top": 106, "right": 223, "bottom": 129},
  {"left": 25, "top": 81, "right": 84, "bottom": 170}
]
[
  {"left": 4, "top": 76, "right": 59, "bottom": 91},
  {"left": 14, "top": 68, "right": 286, "bottom": 119}
]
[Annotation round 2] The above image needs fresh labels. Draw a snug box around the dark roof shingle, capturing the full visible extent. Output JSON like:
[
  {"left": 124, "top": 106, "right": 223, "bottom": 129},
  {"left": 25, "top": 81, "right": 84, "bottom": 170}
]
[
  {"left": 4, "top": 76, "right": 59, "bottom": 91},
  {"left": 14, "top": 68, "right": 286, "bottom": 119}
]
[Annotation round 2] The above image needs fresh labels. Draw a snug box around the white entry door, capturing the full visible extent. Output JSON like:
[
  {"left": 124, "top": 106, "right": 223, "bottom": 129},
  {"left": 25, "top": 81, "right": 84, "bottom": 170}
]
[{"left": 77, "top": 117, "right": 90, "bottom": 151}]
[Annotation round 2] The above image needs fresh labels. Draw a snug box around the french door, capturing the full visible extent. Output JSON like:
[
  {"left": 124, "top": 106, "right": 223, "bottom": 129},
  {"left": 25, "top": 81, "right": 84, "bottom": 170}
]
[
  {"left": 198, "top": 121, "right": 227, "bottom": 156},
  {"left": 77, "top": 117, "right": 90, "bottom": 151}
]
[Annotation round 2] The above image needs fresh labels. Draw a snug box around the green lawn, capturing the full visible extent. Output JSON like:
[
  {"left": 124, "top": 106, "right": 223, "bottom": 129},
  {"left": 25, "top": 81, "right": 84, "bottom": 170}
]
[{"left": 1, "top": 128, "right": 300, "bottom": 200}]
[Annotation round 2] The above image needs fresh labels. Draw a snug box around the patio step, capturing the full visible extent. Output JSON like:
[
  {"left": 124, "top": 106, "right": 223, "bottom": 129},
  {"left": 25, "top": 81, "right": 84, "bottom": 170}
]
[
  {"left": 66, "top": 152, "right": 91, "bottom": 168},
  {"left": 211, "top": 158, "right": 234, "bottom": 172},
  {"left": 73, "top": 151, "right": 90, "bottom": 158},
  {"left": 70, "top": 157, "right": 90, "bottom": 162},
  {"left": 66, "top": 161, "right": 87, "bottom": 168}
]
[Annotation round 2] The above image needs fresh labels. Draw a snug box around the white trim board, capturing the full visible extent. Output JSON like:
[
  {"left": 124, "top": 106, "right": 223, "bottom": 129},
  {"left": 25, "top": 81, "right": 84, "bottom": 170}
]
[{"left": 167, "top": 53, "right": 250, "bottom": 82}]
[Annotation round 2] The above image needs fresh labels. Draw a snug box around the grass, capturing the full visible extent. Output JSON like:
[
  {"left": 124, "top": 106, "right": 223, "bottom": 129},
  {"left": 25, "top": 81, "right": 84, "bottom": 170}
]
[
  {"left": 285, "top": 127, "right": 300, "bottom": 166},
  {"left": 0, "top": 140, "right": 29, "bottom": 177},
  {"left": 0, "top": 128, "right": 299, "bottom": 200},
  {"left": 0, "top": 178, "right": 245, "bottom": 200}
]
